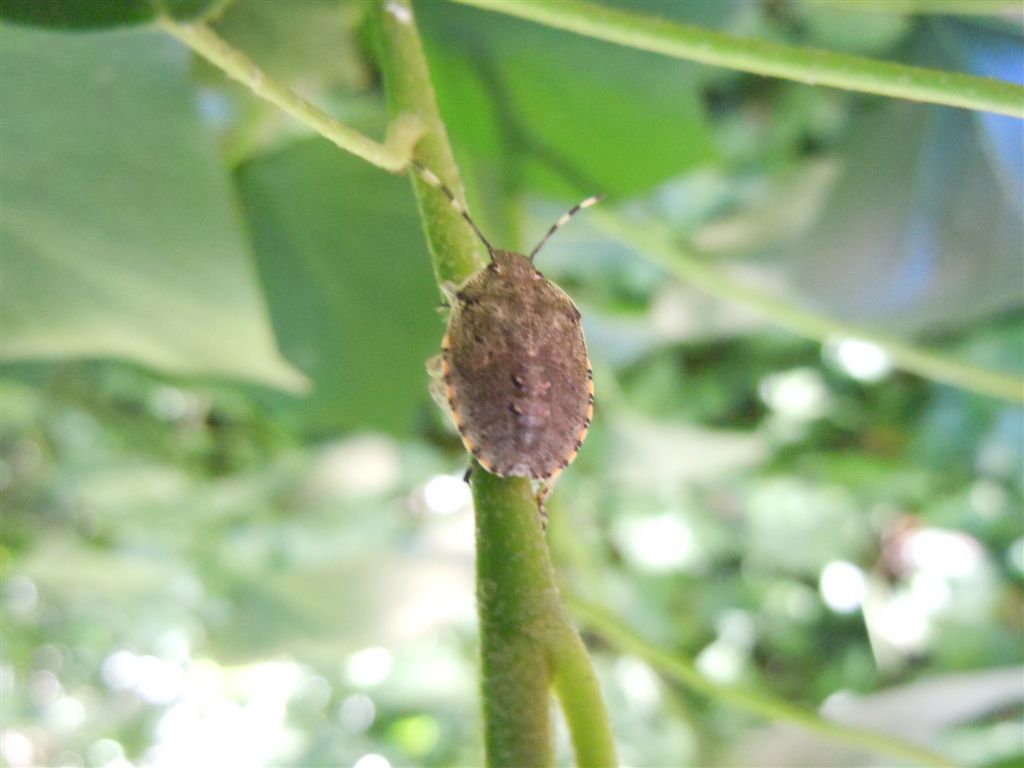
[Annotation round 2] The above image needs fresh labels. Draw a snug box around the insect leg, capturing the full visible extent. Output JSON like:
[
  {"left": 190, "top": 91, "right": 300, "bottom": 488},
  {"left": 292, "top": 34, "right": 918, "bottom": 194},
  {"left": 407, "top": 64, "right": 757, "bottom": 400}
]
[
  {"left": 439, "top": 280, "right": 458, "bottom": 307},
  {"left": 534, "top": 481, "right": 554, "bottom": 532},
  {"left": 426, "top": 356, "right": 456, "bottom": 421},
  {"left": 435, "top": 281, "right": 459, "bottom": 314},
  {"left": 427, "top": 375, "right": 452, "bottom": 416},
  {"left": 425, "top": 354, "right": 444, "bottom": 379}
]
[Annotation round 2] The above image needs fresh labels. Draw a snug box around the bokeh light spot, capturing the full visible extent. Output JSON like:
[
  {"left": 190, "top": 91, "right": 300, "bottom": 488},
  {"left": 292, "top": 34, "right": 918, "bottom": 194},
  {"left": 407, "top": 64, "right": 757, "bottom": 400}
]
[
  {"left": 0, "top": 730, "right": 34, "bottom": 767},
  {"left": 339, "top": 693, "right": 376, "bottom": 734},
  {"left": 819, "top": 561, "right": 867, "bottom": 613},
  {"left": 346, "top": 647, "right": 393, "bottom": 687},
  {"left": 759, "top": 368, "right": 830, "bottom": 421},
  {"left": 353, "top": 753, "right": 391, "bottom": 768},
  {"left": 826, "top": 337, "right": 892, "bottom": 382},
  {"left": 423, "top": 474, "right": 471, "bottom": 515}
]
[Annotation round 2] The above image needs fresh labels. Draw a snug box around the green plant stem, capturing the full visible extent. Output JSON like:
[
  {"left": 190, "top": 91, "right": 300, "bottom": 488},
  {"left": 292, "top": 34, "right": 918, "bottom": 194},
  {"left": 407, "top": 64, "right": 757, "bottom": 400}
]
[
  {"left": 594, "top": 213, "right": 1024, "bottom": 404},
  {"left": 156, "top": 15, "right": 423, "bottom": 172},
  {"left": 373, "top": 3, "right": 617, "bottom": 766},
  {"left": 570, "top": 599, "right": 958, "bottom": 768},
  {"left": 472, "top": 473, "right": 561, "bottom": 767},
  {"left": 551, "top": 624, "right": 619, "bottom": 767},
  {"left": 453, "top": 0, "right": 1024, "bottom": 118},
  {"left": 820, "top": 0, "right": 1022, "bottom": 14},
  {"left": 369, "top": 0, "right": 482, "bottom": 287}
]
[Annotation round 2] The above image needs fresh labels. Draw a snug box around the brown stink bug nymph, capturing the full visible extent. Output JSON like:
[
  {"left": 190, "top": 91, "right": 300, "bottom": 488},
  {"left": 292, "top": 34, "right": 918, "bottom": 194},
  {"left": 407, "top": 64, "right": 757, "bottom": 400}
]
[{"left": 418, "top": 163, "right": 600, "bottom": 519}]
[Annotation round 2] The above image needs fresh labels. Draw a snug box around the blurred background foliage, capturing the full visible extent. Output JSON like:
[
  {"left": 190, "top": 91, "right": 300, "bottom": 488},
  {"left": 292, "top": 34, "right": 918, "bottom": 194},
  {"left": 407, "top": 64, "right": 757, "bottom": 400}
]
[{"left": 1, "top": 1, "right": 1022, "bottom": 767}]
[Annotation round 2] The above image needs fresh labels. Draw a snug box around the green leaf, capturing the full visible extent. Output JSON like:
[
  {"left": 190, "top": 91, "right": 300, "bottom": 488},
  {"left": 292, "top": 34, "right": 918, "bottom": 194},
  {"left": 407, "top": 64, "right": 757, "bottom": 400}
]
[
  {"left": 0, "top": 26, "right": 306, "bottom": 392},
  {"left": 235, "top": 139, "right": 441, "bottom": 436},
  {"left": 0, "top": 0, "right": 221, "bottom": 29},
  {"left": 418, "top": 1, "right": 716, "bottom": 204}
]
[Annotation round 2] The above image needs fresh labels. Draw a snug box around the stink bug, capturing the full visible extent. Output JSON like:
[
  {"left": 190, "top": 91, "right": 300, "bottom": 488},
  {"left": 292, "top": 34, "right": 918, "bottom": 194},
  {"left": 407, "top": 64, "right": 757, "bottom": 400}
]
[{"left": 417, "top": 162, "right": 600, "bottom": 516}]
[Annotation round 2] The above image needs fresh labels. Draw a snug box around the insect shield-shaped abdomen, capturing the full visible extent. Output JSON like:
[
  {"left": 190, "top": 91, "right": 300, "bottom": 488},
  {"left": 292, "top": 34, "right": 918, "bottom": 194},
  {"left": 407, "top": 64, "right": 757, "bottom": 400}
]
[
  {"left": 442, "top": 250, "right": 595, "bottom": 481},
  {"left": 414, "top": 163, "right": 601, "bottom": 489}
]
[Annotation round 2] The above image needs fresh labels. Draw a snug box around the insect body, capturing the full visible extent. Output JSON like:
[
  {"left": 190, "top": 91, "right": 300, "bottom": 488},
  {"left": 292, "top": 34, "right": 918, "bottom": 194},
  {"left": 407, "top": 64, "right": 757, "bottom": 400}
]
[
  {"left": 417, "top": 163, "right": 600, "bottom": 502},
  {"left": 443, "top": 249, "right": 594, "bottom": 481}
]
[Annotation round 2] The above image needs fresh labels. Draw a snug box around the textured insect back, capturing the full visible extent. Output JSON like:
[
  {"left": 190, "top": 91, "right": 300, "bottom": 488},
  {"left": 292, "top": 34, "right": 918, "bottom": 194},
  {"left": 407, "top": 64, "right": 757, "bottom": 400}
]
[{"left": 414, "top": 159, "right": 600, "bottom": 519}]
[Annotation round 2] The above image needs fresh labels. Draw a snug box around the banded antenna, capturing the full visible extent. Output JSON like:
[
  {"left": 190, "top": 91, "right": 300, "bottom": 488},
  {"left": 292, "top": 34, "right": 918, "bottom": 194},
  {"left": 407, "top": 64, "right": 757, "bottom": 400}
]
[
  {"left": 411, "top": 160, "right": 493, "bottom": 254},
  {"left": 529, "top": 195, "right": 604, "bottom": 260},
  {"left": 410, "top": 160, "right": 603, "bottom": 262}
]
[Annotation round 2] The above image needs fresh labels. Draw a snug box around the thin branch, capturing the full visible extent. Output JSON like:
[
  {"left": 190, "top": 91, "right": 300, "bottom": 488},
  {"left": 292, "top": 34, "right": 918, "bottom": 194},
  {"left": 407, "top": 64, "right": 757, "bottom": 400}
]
[
  {"left": 593, "top": 213, "right": 1024, "bottom": 403},
  {"left": 370, "top": 0, "right": 485, "bottom": 286},
  {"left": 157, "top": 15, "right": 424, "bottom": 172},
  {"left": 570, "top": 599, "right": 959, "bottom": 768},
  {"left": 551, "top": 624, "right": 619, "bottom": 767},
  {"left": 453, "top": 0, "right": 1024, "bottom": 118},
  {"left": 818, "top": 0, "right": 1023, "bottom": 14}
]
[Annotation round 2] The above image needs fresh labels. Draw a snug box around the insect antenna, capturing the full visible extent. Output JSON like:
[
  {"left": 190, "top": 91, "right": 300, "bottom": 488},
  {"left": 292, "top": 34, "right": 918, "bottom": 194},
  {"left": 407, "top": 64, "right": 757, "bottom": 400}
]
[
  {"left": 410, "top": 160, "right": 493, "bottom": 255},
  {"left": 528, "top": 194, "right": 604, "bottom": 261}
]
